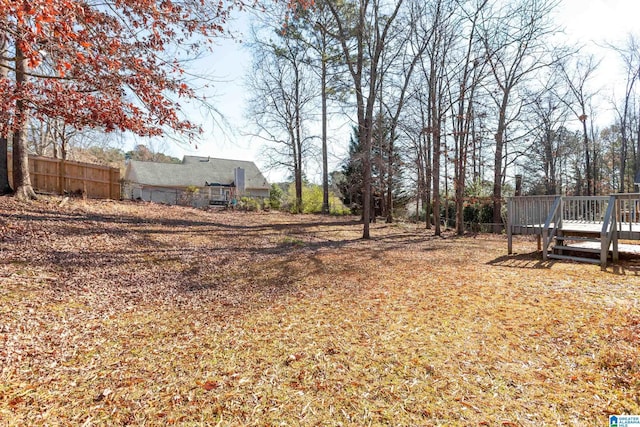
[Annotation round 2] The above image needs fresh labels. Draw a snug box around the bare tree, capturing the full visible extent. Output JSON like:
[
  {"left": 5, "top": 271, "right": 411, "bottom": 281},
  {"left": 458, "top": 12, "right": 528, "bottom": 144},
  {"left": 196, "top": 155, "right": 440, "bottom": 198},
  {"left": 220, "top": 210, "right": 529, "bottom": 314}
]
[
  {"left": 610, "top": 35, "right": 640, "bottom": 192},
  {"left": 527, "top": 83, "right": 571, "bottom": 195},
  {"left": 285, "top": 1, "right": 345, "bottom": 214},
  {"left": 404, "top": 90, "right": 433, "bottom": 227},
  {"left": 481, "top": 0, "right": 561, "bottom": 231},
  {"left": 374, "top": 1, "right": 429, "bottom": 223},
  {"left": 557, "top": 55, "right": 601, "bottom": 196},
  {"left": 417, "top": 0, "right": 458, "bottom": 236},
  {"left": 27, "top": 117, "right": 79, "bottom": 160},
  {"left": 28, "top": 118, "right": 55, "bottom": 157},
  {"left": 325, "top": 0, "right": 405, "bottom": 238},
  {"left": 247, "top": 18, "right": 317, "bottom": 212},
  {"left": 448, "top": 0, "right": 489, "bottom": 235}
]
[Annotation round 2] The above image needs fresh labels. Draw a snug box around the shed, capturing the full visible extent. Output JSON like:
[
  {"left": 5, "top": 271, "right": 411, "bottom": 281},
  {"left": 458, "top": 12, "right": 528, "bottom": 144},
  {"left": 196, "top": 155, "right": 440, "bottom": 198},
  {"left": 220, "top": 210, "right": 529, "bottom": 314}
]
[{"left": 123, "top": 156, "right": 270, "bottom": 207}]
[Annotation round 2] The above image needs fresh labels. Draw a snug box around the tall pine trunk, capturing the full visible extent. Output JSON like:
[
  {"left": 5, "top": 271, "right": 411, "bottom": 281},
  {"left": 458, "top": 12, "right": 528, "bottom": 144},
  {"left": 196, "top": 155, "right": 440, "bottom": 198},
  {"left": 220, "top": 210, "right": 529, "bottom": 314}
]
[
  {"left": 493, "top": 94, "right": 509, "bottom": 233},
  {"left": 321, "top": 48, "right": 329, "bottom": 215}
]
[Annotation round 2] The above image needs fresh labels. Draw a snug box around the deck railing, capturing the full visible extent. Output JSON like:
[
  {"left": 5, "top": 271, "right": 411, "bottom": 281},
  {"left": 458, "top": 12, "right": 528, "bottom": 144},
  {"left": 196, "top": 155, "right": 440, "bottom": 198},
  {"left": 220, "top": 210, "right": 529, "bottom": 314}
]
[
  {"left": 509, "top": 195, "right": 613, "bottom": 230},
  {"left": 542, "top": 197, "right": 562, "bottom": 261},
  {"left": 615, "top": 193, "right": 640, "bottom": 235},
  {"left": 561, "top": 196, "right": 610, "bottom": 223},
  {"left": 508, "top": 195, "right": 557, "bottom": 230},
  {"left": 507, "top": 195, "right": 556, "bottom": 254},
  {"left": 600, "top": 195, "right": 618, "bottom": 268}
]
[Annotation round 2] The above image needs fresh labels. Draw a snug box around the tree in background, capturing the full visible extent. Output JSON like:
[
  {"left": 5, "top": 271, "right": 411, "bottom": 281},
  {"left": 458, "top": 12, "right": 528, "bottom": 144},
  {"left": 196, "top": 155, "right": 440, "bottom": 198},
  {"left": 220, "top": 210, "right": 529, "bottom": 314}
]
[
  {"left": 289, "top": 0, "right": 346, "bottom": 215},
  {"left": 448, "top": 0, "right": 489, "bottom": 235},
  {"left": 285, "top": 181, "right": 350, "bottom": 214},
  {"left": 367, "top": 1, "right": 428, "bottom": 224},
  {"left": 480, "top": 0, "right": 563, "bottom": 231},
  {"left": 610, "top": 35, "right": 640, "bottom": 192},
  {"left": 125, "top": 144, "right": 181, "bottom": 163},
  {"left": 337, "top": 128, "right": 365, "bottom": 215},
  {"left": 27, "top": 117, "right": 80, "bottom": 160},
  {"left": 418, "top": 0, "right": 457, "bottom": 236},
  {"left": 247, "top": 6, "right": 317, "bottom": 214},
  {"left": 0, "top": 0, "right": 237, "bottom": 199},
  {"left": 268, "top": 183, "right": 284, "bottom": 210},
  {"left": 325, "top": 0, "right": 405, "bottom": 238},
  {"left": 523, "top": 69, "right": 572, "bottom": 195},
  {"left": 557, "top": 55, "right": 600, "bottom": 196},
  {"left": 338, "top": 124, "right": 408, "bottom": 218}
]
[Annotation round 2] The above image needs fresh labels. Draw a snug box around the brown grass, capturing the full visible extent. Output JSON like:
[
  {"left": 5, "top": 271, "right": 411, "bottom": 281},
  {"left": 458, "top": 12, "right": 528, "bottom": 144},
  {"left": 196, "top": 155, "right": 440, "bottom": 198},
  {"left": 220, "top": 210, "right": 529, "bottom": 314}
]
[{"left": 0, "top": 196, "right": 639, "bottom": 426}]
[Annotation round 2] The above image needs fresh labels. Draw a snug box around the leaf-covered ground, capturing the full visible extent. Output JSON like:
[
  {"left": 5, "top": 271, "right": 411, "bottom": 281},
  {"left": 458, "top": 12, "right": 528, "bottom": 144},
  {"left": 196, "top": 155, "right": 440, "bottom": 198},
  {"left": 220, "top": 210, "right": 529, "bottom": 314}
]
[{"left": 1, "top": 196, "right": 639, "bottom": 426}]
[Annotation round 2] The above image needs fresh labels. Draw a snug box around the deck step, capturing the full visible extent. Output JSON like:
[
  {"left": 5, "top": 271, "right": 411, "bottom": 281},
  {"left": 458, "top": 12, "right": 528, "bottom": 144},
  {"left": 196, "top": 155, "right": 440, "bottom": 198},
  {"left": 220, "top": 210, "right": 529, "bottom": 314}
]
[
  {"left": 555, "top": 236, "right": 601, "bottom": 243},
  {"left": 553, "top": 245, "right": 602, "bottom": 254},
  {"left": 547, "top": 253, "right": 602, "bottom": 264}
]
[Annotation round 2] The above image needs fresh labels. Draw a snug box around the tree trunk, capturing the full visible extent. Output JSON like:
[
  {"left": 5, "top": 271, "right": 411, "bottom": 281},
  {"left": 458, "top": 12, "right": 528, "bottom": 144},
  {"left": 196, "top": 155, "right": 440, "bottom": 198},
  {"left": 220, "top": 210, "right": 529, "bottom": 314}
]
[
  {"left": 361, "top": 117, "right": 372, "bottom": 238},
  {"left": 385, "top": 129, "right": 394, "bottom": 223},
  {"left": 13, "top": 36, "right": 37, "bottom": 200},
  {"left": 419, "top": 102, "right": 432, "bottom": 229},
  {"left": 493, "top": 93, "right": 509, "bottom": 233},
  {"left": 294, "top": 61, "right": 303, "bottom": 213},
  {"left": 429, "top": 70, "right": 441, "bottom": 236},
  {"left": 0, "top": 28, "right": 11, "bottom": 194},
  {"left": 492, "top": 131, "right": 504, "bottom": 232},
  {"left": 321, "top": 52, "right": 329, "bottom": 214},
  {"left": 581, "top": 117, "right": 591, "bottom": 196},
  {"left": 0, "top": 136, "right": 10, "bottom": 195}
]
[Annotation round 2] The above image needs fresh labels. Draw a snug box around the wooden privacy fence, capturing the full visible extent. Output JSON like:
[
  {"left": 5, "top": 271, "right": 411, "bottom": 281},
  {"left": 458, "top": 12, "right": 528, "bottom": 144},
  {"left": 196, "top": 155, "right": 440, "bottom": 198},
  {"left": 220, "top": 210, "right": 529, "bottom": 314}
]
[{"left": 7, "top": 154, "right": 120, "bottom": 199}]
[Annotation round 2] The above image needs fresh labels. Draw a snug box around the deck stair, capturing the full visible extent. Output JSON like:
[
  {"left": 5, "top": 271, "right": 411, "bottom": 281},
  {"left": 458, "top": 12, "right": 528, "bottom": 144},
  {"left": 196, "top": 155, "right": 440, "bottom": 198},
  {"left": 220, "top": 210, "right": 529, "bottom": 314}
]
[
  {"left": 507, "top": 193, "right": 640, "bottom": 269},
  {"left": 548, "top": 234, "right": 607, "bottom": 264}
]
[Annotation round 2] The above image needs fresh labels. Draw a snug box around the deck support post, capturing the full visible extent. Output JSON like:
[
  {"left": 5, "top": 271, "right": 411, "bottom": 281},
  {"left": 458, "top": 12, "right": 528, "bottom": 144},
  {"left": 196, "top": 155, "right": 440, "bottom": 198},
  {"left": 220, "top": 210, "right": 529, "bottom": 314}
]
[
  {"left": 537, "top": 234, "right": 541, "bottom": 251},
  {"left": 507, "top": 198, "right": 513, "bottom": 254}
]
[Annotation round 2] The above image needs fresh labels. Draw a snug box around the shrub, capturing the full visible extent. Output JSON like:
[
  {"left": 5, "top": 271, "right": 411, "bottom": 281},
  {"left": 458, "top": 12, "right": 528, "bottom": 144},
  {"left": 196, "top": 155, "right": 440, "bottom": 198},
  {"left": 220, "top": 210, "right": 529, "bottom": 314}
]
[
  {"left": 269, "top": 184, "right": 283, "bottom": 210},
  {"left": 239, "top": 197, "right": 260, "bottom": 212},
  {"left": 479, "top": 203, "right": 493, "bottom": 224},
  {"left": 284, "top": 182, "right": 351, "bottom": 215}
]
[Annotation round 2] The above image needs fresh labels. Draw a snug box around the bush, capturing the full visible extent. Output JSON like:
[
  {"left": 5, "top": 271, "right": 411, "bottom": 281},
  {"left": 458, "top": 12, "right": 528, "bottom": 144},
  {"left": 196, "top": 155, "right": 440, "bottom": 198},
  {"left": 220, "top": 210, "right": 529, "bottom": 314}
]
[
  {"left": 180, "top": 185, "right": 200, "bottom": 206},
  {"left": 461, "top": 201, "right": 494, "bottom": 231},
  {"left": 269, "top": 184, "right": 283, "bottom": 210},
  {"left": 479, "top": 203, "right": 493, "bottom": 224},
  {"left": 239, "top": 197, "right": 260, "bottom": 212},
  {"left": 284, "top": 182, "right": 351, "bottom": 215},
  {"left": 463, "top": 204, "right": 479, "bottom": 223}
]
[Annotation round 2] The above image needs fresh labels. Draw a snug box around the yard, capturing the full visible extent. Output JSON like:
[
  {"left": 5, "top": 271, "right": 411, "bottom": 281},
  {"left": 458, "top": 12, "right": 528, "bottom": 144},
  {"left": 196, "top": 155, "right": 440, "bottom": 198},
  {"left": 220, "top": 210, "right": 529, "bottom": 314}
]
[{"left": 0, "top": 196, "right": 639, "bottom": 426}]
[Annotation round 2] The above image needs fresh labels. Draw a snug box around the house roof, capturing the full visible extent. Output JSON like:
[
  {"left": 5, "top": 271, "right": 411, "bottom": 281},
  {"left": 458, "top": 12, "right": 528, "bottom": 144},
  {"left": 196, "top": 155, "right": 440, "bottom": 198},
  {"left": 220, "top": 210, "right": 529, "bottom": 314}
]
[{"left": 124, "top": 156, "right": 270, "bottom": 190}]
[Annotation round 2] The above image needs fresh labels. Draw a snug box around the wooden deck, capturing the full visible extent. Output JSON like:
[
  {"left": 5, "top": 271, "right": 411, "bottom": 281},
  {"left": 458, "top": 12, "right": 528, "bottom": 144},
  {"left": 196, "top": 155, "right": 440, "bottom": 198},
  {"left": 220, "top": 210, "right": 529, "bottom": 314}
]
[
  {"left": 507, "top": 194, "right": 640, "bottom": 267},
  {"left": 563, "top": 221, "right": 640, "bottom": 239},
  {"left": 567, "top": 241, "right": 640, "bottom": 256},
  {"left": 509, "top": 221, "right": 640, "bottom": 238}
]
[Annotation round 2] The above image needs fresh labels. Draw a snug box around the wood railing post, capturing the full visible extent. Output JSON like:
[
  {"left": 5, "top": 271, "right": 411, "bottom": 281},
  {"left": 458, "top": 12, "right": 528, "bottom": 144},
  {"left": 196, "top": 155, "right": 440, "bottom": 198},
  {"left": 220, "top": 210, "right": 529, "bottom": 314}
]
[
  {"left": 507, "top": 198, "right": 513, "bottom": 254},
  {"left": 613, "top": 198, "right": 619, "bottom": 262}
]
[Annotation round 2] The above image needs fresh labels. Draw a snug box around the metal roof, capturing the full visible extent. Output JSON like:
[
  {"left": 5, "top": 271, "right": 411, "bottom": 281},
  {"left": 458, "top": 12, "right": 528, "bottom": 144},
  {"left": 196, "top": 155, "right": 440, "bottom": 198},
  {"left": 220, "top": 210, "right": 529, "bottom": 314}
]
[{"left": 124, "top": 156, "right": 270, "bottom": 190}]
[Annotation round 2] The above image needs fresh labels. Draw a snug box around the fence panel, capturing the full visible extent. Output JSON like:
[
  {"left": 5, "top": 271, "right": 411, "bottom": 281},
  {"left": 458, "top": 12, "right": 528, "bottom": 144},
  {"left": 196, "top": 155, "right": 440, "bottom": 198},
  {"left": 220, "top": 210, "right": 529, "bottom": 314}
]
[{"left": 7, "top": 153, "right": 120, "bottom": 199}]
